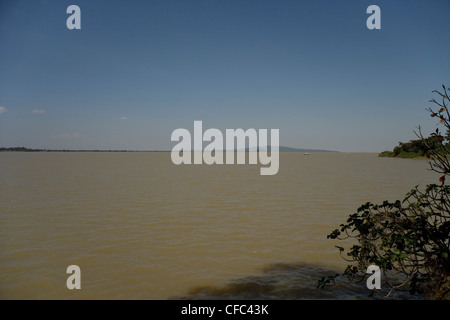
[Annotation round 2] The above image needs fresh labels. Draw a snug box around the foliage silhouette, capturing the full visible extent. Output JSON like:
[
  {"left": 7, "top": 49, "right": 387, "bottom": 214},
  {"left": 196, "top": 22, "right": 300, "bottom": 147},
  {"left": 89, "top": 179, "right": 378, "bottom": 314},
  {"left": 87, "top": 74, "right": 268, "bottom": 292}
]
[{"left": 320, "top": 86, "right": 450, "bottom": 300}]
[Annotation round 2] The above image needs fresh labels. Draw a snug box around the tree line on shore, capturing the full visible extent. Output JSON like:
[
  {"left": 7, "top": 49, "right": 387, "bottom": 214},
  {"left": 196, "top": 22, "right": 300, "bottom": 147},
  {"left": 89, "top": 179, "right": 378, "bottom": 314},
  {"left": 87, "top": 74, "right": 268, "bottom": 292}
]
[{"left": 378, "top": 134, "right": 449, "bottom": 159}]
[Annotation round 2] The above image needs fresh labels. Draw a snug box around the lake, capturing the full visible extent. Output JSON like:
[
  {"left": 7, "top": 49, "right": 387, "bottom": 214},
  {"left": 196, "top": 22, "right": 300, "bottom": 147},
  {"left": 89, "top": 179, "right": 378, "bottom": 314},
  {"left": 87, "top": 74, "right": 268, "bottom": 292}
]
[{"left": 0, "top": 152, "right": 437, "bottom": 299}]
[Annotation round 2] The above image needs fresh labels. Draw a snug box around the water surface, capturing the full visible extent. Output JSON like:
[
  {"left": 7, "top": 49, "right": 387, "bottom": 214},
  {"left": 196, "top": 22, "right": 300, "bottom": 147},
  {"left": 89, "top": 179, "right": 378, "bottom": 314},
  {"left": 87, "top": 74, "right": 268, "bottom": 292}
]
[{"left": 0, "top": 152, "right": 436, "bottom": 299}]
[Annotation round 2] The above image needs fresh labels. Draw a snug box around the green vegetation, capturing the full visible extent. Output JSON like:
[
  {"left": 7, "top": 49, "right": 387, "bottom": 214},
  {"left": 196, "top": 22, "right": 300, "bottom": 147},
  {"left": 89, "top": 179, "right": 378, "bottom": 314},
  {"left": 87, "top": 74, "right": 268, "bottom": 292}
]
[
  {"left": 379, "top": 135, "right": 448, "bottom": 159},
  {"left": 320, "top": 85, "right": 450, "bottom": 299}
]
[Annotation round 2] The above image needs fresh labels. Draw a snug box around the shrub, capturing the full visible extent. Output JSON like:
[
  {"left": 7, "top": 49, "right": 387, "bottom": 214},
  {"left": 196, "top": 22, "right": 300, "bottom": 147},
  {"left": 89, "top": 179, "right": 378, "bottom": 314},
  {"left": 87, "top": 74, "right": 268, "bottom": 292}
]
[{"left": 320, "top": 86, "right": 450, "bottom": 299}]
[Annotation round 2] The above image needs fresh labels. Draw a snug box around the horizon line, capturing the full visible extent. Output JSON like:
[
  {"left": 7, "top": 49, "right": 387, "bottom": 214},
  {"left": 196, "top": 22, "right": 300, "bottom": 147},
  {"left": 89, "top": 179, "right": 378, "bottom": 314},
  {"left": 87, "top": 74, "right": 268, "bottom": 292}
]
[{"left": 0, "top": 146, "right": 344, "bottom": 153}]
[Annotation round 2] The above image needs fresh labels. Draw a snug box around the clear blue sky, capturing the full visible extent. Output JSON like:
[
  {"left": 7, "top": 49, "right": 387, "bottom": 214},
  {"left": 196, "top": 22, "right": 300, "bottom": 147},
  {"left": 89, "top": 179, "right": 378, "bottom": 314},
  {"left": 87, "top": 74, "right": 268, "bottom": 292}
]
[{"left": 0, "top": 0, "right": 449, "bottom": 151}]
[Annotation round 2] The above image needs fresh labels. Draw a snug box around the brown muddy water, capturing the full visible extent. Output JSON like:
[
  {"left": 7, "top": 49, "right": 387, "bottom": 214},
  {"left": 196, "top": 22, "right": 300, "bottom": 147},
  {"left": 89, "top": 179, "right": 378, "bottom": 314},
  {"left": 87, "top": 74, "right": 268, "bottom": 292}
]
[{"left": 0, "top": 152, "right": 437, "bottom": 299}]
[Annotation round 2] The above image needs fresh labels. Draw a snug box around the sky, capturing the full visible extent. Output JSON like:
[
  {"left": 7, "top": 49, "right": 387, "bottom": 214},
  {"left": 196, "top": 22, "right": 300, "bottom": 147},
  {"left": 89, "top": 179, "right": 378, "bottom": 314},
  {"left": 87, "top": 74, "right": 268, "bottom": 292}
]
[{"left": 0, "top": 0, "right": 449, "bottom": 152}]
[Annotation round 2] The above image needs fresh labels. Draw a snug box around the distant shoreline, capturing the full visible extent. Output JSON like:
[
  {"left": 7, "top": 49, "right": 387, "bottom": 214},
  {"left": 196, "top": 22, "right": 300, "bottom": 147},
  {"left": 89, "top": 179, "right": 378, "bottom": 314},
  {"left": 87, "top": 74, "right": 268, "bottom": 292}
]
[
  {"left": 0, "top": 146, "right": 340, "bottom": 153},
  {"left": 0, "top": 147, "right": 170, "bottom": 152},
  {"left": 378, "top": 151, "right": 428, "bottom": 160}
]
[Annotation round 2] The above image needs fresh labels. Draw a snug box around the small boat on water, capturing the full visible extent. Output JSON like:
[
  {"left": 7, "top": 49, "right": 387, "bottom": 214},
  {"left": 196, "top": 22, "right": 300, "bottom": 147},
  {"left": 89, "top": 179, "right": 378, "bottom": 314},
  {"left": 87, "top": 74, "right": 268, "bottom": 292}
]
[{"left": 304, "top": 153, "right": 310, "bottom": 155}]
